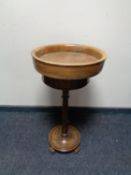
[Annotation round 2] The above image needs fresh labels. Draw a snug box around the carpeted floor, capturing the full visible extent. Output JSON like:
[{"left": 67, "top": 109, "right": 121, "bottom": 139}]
[{"left": 0, "top": 107, "right": 131, "bottom": 175}]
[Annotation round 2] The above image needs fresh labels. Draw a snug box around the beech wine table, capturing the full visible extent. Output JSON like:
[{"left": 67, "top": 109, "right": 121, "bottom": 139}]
[{"left": 32, "top": 44, "right": 106, "bottom": 153}]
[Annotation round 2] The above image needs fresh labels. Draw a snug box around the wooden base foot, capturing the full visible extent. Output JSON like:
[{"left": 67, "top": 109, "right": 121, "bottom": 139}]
[
  {"left": 74, "top": 146, "right": 80, "bottom": 153},
  {"left": 48, "top": 125, "right": 80, "bottom": 153},
  {"left": 49, "top": 146, "right": 55, "bottom": 153}
]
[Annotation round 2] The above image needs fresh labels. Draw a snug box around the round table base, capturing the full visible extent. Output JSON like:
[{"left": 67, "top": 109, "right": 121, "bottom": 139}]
[{"left": 48, "top": 125, "right": 80, "bottom": 153}]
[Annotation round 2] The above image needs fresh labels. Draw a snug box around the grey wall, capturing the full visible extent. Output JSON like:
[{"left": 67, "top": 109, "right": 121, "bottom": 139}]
[{"left": 0, "top": 0, "right": 131, "bottom": 107}]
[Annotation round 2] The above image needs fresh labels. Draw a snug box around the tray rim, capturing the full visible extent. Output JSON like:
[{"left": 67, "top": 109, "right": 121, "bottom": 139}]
[{"left": 31, "top": 43, "right": 107, "bottom": 67}]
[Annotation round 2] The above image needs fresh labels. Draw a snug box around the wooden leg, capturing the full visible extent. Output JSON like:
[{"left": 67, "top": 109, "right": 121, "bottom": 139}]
[{"left": 61, "top": 89, "right": 69, "bottom": 136}]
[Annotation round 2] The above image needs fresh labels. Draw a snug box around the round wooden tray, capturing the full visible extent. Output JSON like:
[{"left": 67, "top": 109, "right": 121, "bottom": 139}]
[{"left": 32, "top": 44, "right": 107, "bottom": 80}]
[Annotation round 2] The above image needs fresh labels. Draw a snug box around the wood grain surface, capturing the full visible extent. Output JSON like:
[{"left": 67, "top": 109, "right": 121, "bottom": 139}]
[{"left": 32, "top": 44, "right": 107, "bottom": 80}]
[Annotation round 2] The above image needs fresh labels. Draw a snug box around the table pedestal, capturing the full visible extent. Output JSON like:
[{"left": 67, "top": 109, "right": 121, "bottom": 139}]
[{"left": 43, "top": 76, "right": 88, "bottom": 153}]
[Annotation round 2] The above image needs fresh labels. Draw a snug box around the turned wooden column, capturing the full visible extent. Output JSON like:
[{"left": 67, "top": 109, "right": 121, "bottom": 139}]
[{"left": 61, "top": 89, "right": 69, "bottom": 136}]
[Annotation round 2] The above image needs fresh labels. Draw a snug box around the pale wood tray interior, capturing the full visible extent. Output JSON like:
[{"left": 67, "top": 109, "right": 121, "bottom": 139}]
[{"left": 40, "top": 51, "right": 98, "bottom": 66}]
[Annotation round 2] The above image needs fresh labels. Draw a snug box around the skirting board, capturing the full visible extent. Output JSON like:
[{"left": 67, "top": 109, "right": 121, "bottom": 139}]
[{"left": 0, "top": 106, "right": 131, "bottom": 114}]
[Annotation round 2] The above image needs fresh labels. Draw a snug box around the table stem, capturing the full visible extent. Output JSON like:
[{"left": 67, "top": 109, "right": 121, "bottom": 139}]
[{"left": 61, "top": 89, "right": 69, "bottom": 136}]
